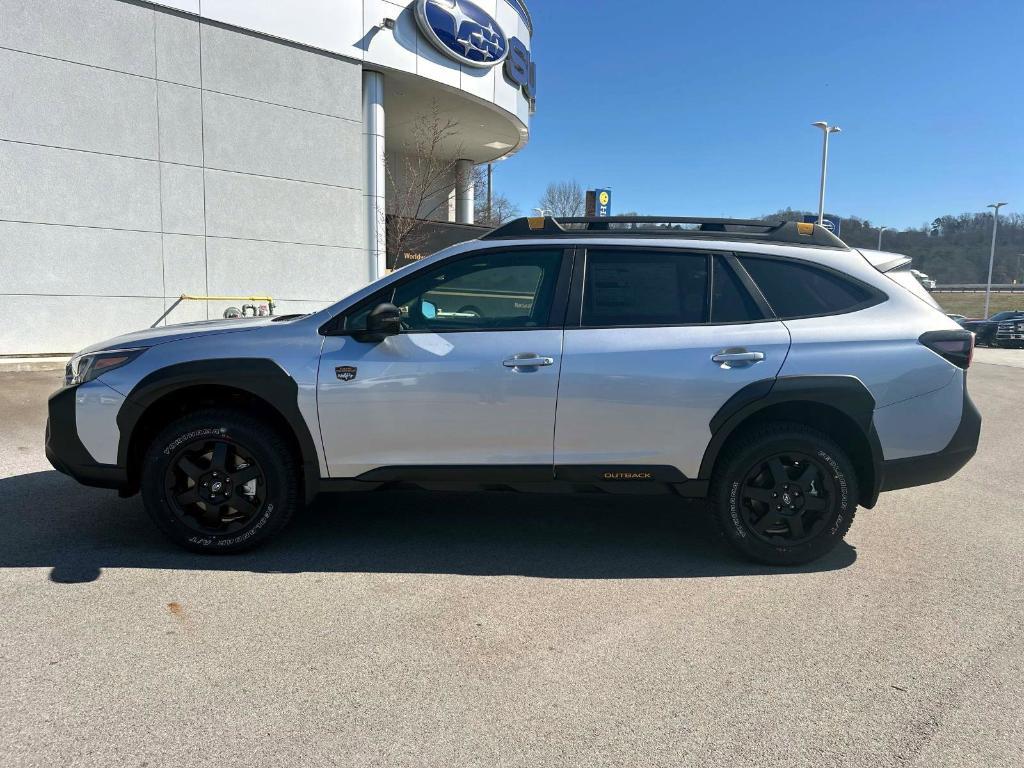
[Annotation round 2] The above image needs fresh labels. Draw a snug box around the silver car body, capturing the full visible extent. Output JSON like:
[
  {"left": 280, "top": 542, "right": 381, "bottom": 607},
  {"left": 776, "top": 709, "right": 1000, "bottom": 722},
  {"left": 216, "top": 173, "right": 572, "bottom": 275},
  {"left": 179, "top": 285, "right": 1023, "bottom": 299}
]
[{"left": 60, "top": 234, "right": 970, "bottom": 494}]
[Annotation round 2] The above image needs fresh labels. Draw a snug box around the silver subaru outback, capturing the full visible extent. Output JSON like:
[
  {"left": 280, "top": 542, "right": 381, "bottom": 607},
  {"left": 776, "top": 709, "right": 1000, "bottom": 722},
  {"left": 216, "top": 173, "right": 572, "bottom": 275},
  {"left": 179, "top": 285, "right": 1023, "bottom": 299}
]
[{"left": 45, "top": 217, "right": 980, "bottom": 565}]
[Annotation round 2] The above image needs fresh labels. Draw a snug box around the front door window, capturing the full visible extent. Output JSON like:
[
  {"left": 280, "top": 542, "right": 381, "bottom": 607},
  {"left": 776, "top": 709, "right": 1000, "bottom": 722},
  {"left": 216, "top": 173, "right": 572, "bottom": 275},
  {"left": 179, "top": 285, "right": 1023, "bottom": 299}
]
[{"left": 347, "top": 249, "right": 564, "bottom": 333}]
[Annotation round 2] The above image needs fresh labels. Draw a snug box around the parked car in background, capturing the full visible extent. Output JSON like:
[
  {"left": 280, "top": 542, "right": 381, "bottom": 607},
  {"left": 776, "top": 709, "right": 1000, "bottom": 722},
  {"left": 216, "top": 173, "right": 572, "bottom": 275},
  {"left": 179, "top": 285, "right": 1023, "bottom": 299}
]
[
  {"left": 947, "top": 313, "right": 967, "bottom": 324},
  {"left": 961, "top": 310, "right": 1024, "bottom": 347},
  {"left": 911, "top": 269, "right": 937, "bottom": 290}
]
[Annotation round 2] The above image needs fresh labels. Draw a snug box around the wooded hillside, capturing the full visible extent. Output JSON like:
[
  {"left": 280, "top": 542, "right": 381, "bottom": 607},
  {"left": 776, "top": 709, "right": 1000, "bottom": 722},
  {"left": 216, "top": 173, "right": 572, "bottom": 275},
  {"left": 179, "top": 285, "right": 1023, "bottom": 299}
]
[{"left": 761, "top": 209, "right": 1024, "bottom": 285}]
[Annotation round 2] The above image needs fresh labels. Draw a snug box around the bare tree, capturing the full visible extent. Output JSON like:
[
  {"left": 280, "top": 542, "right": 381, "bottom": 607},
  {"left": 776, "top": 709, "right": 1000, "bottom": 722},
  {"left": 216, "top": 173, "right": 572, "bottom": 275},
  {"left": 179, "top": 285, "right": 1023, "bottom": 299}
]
[
  {"left": 538, "top": 180, "right": 585, "bottom": 218},
  {"left": 478, "top": 193, "right": 520, "bottom": 227},
  {"left": 472, "top": 165, "right": 521, "bottom": 226},
  {"left": 386, "top": 103, "right": 463, "bottom": 266}
]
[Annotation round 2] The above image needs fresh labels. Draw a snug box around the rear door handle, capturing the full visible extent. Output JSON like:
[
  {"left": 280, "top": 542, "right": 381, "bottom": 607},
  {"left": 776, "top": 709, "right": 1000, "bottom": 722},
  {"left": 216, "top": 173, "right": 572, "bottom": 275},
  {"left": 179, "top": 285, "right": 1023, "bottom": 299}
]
[
  {"left": 503, "top": 354, "right": 555, "bottom": 368},
  {"left": 712, "top": 350, "right": 765, "bottom": 364}
]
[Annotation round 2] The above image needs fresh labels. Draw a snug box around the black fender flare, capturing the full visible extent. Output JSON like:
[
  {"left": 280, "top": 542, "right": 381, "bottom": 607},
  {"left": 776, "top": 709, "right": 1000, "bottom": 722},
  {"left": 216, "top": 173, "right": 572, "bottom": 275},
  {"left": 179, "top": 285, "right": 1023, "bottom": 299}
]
[
  {"left": 116, "top": 358, "right": 321, "bottom": 501},
  {"left": 699, "top": 375, "right": 884, "bottom": 507}
]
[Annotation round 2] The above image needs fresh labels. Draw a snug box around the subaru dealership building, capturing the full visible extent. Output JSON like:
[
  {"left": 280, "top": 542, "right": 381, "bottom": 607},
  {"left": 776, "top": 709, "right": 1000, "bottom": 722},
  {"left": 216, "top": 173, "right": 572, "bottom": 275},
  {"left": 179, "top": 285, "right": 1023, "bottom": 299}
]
[{"left": 0, "top": 0, "right": 535, "bottom": 353}]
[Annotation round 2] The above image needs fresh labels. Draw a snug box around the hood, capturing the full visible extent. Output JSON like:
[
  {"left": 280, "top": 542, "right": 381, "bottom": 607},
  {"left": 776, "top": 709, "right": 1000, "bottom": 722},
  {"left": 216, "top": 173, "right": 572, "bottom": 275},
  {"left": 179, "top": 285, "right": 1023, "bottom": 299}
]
[{"left": 79, "top": 316, "right": 278, "bottom": 354}]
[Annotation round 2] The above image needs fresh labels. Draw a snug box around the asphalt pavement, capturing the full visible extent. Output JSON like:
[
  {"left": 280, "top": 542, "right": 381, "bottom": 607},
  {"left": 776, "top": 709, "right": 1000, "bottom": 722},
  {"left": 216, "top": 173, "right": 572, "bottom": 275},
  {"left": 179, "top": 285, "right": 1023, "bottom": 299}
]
[{"left": 1, "top": 350, "right": 1021, "bottom": 767}]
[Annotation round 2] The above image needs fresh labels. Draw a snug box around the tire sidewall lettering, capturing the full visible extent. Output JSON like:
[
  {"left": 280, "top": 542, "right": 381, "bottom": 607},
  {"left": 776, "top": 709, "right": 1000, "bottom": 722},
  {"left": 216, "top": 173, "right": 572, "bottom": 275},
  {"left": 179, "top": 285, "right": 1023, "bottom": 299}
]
[
  {"left": 728, "top": 480, "right": 746, "bottom": 538},
  {"left": 815, "top": 448, "right": 849, "bottom": 536},
  {"left": 163, "top": 427, "right": 228, "bottom": 456}
]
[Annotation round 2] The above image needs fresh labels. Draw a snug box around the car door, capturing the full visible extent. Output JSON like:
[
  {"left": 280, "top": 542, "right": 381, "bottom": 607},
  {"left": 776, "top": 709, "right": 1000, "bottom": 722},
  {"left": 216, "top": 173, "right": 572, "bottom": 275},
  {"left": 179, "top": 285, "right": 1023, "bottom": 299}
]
[
  {"left": 317, "top": 247, "right": 571, "bottom": 478},
  {"left": 553, "top": 248, "right": 791, "bottom": 480}
]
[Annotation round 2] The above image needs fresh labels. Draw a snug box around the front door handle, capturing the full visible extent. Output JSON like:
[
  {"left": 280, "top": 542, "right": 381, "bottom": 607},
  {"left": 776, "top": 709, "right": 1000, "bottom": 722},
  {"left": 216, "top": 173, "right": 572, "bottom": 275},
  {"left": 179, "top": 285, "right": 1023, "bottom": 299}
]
[
  {"left": 503, "top": 354, "right": 555, "bottom": 368},
  {"left": 712, "top": 350, "right": 765, "bottom": 365}
]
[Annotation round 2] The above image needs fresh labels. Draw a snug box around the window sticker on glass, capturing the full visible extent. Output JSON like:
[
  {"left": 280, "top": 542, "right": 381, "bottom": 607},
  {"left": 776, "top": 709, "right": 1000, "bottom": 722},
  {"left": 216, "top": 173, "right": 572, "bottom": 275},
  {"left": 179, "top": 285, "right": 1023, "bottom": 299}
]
[{"left": 590, "top": 263, "right": 682, "bottom": 318}]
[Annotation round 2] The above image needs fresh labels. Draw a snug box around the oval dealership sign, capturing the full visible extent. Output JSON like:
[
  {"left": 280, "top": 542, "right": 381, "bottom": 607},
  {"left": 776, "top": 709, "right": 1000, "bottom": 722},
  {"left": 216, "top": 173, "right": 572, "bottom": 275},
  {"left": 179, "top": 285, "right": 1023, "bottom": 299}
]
[{"left": 415, "top": 0, "right": 509, "bottom": 69}]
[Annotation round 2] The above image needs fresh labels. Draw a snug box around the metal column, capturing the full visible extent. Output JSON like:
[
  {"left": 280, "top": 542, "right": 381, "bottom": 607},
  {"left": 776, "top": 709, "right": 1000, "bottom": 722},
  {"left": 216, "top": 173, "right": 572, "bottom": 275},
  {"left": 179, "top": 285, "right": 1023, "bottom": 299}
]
[
  {"left": 455, "top": 159, "right": 475, "bottom": 224},
  {"left": 363, "top": 71, "right": 386, "bottom": 279}
]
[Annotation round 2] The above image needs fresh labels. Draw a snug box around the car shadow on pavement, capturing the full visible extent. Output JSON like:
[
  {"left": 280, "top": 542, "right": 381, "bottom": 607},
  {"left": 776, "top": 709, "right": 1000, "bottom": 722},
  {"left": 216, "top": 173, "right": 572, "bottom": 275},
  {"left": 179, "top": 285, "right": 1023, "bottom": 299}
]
[{"left": 0, "top": 470, "right": 856, "bottom": 584}]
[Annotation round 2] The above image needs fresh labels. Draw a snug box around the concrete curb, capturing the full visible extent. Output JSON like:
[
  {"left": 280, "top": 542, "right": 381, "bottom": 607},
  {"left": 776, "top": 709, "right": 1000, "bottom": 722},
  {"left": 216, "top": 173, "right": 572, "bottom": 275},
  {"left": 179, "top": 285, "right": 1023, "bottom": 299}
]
[{"left": 0, "top": 357, "right": 69, "bottom": 373}]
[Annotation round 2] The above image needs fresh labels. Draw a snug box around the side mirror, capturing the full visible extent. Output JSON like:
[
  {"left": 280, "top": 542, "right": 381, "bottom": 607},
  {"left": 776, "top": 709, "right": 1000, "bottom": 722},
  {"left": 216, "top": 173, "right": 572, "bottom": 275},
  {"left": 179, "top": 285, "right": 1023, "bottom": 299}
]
[{"left": 356, "top": 302, "right": 401, "bottom": 342}]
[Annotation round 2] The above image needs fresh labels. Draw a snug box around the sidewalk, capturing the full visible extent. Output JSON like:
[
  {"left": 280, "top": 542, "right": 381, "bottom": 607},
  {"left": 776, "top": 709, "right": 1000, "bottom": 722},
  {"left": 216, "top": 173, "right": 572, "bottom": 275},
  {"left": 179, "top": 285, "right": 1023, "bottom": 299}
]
[
  {"left": 0, "top": 356, "right": 69, "bottom": 373},
  {"left": 974, "top": 347, "right": 1024, "bottom": 369}
]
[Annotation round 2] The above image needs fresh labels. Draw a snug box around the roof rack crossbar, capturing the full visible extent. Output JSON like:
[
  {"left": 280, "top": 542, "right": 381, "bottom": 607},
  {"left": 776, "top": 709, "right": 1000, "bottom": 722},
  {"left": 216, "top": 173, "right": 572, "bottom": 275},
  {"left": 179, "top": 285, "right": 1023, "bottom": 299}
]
[
  {"left": 481, "top": 216, "right": 848, "bottom": 249},
  {"left": 539, "top": 216, "right": 778, "bottom": 227}
]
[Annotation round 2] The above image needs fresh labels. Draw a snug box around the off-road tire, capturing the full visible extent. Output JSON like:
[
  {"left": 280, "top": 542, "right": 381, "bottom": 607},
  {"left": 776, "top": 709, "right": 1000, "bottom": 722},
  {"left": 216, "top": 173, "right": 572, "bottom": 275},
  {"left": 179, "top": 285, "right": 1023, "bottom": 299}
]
[
  {"left": 710, "top": 422, "right": 859, "bottom": 566},
  {"left": 141, "top": 408, "right": 300, "bottom": 553}
]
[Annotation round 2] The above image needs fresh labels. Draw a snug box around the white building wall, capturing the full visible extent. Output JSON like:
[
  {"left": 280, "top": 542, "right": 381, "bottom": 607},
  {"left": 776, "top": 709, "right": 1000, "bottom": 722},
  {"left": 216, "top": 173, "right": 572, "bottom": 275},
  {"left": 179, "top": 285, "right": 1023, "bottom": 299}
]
[
  {"left": 0, "top": 0, "right": 367, "bottom": 353},
  {"left": 0, "top": 0, "right": 533, "bottom": 354}
]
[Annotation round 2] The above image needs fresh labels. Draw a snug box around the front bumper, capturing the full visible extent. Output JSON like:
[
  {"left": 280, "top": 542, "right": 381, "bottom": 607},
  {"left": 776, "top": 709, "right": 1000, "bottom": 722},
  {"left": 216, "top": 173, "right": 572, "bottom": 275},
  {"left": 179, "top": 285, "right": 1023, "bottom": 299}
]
[
  {"left": 45, "top": 384, "right": 128, "bottom": 490},
  {"left": 878, "top": 386, "right": 981, "bottom": 492}
]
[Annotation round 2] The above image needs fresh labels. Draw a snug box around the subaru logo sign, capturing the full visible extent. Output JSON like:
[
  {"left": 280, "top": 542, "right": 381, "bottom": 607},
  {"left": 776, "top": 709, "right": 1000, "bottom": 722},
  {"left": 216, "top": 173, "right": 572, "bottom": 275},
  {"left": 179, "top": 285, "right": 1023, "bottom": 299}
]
[
  {"left": 802, "top": 214, "right": 841, "bottom": 236},
  {"left": 415, "top": 0, "right": 509, "bottom": 69}
]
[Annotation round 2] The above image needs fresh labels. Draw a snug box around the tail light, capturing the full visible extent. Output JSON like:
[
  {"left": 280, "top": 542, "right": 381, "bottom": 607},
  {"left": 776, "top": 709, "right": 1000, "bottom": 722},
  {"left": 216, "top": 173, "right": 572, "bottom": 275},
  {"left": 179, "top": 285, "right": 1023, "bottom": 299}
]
[{"left": 919, "top": 330, "right": 974, "bottom": 369}]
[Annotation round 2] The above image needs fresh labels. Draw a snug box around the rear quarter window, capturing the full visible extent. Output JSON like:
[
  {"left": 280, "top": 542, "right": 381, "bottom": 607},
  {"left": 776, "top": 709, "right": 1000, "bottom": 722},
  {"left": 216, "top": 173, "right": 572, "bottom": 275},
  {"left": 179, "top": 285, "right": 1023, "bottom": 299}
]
[
  {"left": 885, "top": 268, "right": 940, "bottom": 308},
  {"left": 739, "top": 256, "right": 879, "bottom": 318}
]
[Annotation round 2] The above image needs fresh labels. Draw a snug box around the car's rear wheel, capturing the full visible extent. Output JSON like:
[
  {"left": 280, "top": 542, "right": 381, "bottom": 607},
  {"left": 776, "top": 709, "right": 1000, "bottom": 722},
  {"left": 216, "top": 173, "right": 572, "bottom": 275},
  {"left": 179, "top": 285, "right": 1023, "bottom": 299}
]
[
  {"left": 141, "top": 409, "right": 299, "bottom": 553},
  {"left": 710, "top": 423, "right": 858, "bottom": 566}
]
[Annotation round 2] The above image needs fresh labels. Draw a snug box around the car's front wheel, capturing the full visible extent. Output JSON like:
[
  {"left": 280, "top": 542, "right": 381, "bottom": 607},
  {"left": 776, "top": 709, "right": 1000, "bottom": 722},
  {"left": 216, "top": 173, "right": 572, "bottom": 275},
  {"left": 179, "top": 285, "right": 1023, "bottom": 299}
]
[
  {"left": 140, "top": 409, "right": 300, "bottom": 553},
  {"left": 711, "top": 423, "right": 858, "bottom": 566}
]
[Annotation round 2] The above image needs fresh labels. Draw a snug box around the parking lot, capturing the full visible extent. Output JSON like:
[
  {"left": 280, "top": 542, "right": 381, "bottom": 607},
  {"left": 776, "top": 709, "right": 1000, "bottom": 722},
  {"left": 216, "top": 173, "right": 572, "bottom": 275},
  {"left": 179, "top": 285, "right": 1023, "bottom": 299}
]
[{"left": 1, "top": 350, "right": 1021, "bottom": 767}]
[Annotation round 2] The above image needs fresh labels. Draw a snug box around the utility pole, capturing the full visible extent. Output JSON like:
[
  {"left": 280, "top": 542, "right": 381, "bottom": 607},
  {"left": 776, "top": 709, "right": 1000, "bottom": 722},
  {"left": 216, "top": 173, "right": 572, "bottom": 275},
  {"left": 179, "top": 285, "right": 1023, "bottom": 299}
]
[
  {"left": 984, "top": 202, "right": 1007, "bottom": 318},
  {"left": 811, "top": 121, "right": 842, "bottom": 225}
]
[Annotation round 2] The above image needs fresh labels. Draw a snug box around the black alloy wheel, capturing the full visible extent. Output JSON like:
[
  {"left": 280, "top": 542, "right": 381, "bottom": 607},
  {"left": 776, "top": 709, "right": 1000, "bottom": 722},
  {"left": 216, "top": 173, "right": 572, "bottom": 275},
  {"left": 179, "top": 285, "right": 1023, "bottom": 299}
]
[
  {"left": 738, "top": 451, "right": 835, "bottom": 545},
  {"left": 164, "top": 437, "right": 266, "bottom": 535}
]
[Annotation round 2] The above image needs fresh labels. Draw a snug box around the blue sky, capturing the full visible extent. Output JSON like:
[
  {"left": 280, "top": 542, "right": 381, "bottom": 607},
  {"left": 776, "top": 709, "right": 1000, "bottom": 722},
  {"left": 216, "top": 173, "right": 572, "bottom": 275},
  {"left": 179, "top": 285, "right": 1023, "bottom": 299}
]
[{"left": 494, "top": 0, "right": 1023, "bottom": 229}]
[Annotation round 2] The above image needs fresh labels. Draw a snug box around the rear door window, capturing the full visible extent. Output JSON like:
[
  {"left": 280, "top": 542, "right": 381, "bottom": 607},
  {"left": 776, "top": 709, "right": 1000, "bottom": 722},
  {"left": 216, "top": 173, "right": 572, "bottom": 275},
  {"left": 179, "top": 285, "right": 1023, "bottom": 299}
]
[
  {"left": 739, "top": 256, "right": 877, "bottom": 318},
  {"left": 581, "top": 250, "right": 709, "bottom": 327}
]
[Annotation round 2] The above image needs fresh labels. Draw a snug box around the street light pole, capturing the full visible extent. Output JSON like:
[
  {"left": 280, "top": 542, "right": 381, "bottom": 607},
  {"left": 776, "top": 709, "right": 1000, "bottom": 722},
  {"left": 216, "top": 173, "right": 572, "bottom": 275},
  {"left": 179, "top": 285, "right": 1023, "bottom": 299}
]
[
  {"left": 984, "top": 202, "right": 1007, "bottom": 318},
  {"left": 812, "top": 121, "right": 842, "bottom": 225},
  {"left": 877, "top": 226, "right": 888, "bottom": 250}
]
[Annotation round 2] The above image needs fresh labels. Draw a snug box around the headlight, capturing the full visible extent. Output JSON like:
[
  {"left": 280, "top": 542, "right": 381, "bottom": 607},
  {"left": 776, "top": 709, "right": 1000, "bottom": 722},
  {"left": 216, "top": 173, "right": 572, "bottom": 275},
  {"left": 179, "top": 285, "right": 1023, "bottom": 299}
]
[{"left": 64, "top": 348, "right": 145, "bottom": 387}]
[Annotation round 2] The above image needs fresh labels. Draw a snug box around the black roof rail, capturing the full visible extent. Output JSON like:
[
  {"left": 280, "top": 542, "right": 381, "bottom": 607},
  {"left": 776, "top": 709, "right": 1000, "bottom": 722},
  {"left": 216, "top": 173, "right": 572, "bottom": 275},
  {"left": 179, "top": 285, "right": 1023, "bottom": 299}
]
[{"left": 481, "top": 216, "right": 849, "bottom": 249}]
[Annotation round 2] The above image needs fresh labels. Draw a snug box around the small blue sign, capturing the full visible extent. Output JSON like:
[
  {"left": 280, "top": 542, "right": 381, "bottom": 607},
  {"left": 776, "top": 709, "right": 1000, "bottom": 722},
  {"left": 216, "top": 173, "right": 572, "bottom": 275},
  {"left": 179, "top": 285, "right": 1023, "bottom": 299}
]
[
  {"left": 803, "top": 214, "right": 840, "bottom": 236},
  {"left": 595, "top": 189, "right": 612, "bottom": 217}
]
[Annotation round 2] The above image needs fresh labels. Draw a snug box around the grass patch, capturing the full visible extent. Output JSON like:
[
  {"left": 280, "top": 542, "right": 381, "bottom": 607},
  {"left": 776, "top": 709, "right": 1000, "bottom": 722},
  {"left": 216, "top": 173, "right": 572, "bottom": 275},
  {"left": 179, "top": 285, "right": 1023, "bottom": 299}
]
[{"left": 934, "top": 292, "right": 1024, "bottom": 318}]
